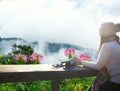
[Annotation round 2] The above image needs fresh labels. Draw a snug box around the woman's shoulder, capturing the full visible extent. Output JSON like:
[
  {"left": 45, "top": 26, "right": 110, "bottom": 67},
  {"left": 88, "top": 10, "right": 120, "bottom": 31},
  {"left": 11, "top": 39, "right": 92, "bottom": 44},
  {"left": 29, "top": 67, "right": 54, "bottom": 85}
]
[
  {"left": 103, "top": 41, "right": 119, "bottom": 49},
  {"left": 100, "top": 42, "right": 116, "bottom": 55},
  {"left": 102, "top": 42, "right": 111, "bottom": 47}
]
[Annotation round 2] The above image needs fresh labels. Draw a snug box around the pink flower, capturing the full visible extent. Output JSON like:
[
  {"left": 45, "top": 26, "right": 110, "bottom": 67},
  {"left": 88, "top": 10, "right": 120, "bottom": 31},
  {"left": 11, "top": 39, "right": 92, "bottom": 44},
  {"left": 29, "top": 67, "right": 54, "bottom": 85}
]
[
  {"left": 64, "top": 48, "right": 76, "bottom": 56},
  {"left": 79, "top": 54, "right": 90, "bottom": 61},
  {"left": 38, "top": 54, "right": 43, "bottom": 61},
  {"left": 14, "top": 54, "right": 20, "bottom": 60},
  {"left": 30, "top": 52, "right": 38, "bottom": 60},
  {"left": 22, "top": 54, "right": 28, "bottom": 61},
  {"left": 30, "top": 52, "right": 43, "bottom": 61}
]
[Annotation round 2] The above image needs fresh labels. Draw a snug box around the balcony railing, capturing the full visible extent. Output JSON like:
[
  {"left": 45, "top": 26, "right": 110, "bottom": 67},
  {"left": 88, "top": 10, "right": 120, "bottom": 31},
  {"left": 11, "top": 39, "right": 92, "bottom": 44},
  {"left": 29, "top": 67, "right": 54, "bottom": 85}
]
[{"left": 0, "top": 64, "right": 98, "bottom": 91}]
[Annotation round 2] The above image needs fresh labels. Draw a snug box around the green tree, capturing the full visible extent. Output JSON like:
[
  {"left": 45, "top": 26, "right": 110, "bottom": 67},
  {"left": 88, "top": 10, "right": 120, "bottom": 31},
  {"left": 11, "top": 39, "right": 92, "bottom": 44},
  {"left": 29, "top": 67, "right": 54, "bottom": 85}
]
[
  {"left": 6, "top": 44, "right": 35, "bottom": 64},
  {"left": 12, "top": 44, "right": 34, "bottom": 56}
]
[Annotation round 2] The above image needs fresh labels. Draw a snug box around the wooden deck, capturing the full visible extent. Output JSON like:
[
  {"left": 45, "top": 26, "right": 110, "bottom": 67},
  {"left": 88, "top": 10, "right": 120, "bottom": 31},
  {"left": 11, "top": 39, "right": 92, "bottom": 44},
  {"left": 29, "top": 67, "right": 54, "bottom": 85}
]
[{"left": 0, "top": 64, "right": 98, "bottom": 91}]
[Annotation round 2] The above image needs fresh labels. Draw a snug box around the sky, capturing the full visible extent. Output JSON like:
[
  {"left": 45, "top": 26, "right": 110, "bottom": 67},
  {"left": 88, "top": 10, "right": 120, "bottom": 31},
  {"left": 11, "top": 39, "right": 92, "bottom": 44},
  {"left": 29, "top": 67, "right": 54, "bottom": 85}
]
[{"left": 0, "top": 0, "right": 120, "bottom": 50}]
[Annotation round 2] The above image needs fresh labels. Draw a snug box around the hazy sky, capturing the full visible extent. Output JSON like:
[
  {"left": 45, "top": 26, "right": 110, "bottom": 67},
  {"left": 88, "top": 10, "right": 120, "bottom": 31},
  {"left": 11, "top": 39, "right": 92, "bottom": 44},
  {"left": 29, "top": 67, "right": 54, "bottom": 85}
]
[{"left": 0, "top": 0, "right": 120, "bottom": 50}]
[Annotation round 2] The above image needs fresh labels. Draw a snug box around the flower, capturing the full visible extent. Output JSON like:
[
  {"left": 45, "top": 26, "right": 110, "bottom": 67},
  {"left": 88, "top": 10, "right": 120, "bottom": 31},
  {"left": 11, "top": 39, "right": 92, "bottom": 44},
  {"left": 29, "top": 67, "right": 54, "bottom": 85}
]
[
  {"left": 30, "top": 52, "right": 38, "bottom": 60},
  {"left": 21, "top": 54, "right": 28, "bottom": 61},
  {"left": 64, "top": 48, "right": 76, "bottom": 59},
  {"left": 38, "top": 54, "right": 43, "bottom": 61},
  {"left": 13, "top": 52, "right": 43, "bottom": 64},
  {"left": 30, "top": 52, "right": 43, "bottom": 62},
  {"left": 79, "top": 54, "right": 90, "bottom": 61},
  {"left": 14, "top": 54, "right": 28, "bottom": 61},
  {"left": 14, "top": 54, "right": 20, "bottom": 60},
  {"left": 64, "top": 48, "right": 76, "bottom": 56}
]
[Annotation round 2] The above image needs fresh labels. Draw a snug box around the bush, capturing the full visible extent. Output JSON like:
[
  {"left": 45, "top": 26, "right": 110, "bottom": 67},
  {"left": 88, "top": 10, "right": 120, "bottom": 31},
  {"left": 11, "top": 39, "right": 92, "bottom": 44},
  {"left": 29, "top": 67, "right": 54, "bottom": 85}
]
[
  {"left": 60, "top": 77, "right": 94, "bottom": 91},
  {"left": 0, "top": 44, "right": 43, "bottom": 64}
]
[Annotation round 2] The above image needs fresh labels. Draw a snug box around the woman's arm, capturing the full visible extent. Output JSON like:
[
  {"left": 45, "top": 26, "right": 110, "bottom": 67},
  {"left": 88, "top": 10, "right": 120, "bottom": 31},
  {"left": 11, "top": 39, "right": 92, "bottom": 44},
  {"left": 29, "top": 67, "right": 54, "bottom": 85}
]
[{"left": 81, "top": 43, "right": 111, "bottom": 70}]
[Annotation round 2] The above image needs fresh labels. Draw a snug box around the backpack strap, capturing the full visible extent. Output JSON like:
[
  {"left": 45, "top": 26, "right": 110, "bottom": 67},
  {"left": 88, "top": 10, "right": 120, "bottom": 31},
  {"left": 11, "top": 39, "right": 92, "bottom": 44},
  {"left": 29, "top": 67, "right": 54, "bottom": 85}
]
[
  {"left": 87, "top": 67, "right": 110, "bottom": 91},
  {"left": 100, "top": 67, "right": 110, "bottom": 81}
]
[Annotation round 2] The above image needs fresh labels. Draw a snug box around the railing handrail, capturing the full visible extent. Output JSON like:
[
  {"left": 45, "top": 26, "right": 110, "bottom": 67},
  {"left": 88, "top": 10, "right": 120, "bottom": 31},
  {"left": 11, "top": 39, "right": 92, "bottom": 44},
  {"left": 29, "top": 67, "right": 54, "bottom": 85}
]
[{"left": 0, "top": 64, "right": 98, "bottom": 91}]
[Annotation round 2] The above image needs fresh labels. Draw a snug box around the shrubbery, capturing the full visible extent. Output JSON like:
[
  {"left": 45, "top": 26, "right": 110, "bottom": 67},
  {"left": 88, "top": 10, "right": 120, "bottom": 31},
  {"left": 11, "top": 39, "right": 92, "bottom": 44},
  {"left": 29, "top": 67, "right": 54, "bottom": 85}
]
[{"left": 0, "top": 44, "right": 43, "bottom": 64}]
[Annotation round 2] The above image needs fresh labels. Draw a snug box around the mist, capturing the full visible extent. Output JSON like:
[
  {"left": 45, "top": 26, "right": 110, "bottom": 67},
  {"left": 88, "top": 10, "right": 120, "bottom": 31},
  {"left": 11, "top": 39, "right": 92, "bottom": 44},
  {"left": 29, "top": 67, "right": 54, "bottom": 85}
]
[{"left": 0, "top": 0, "right": 120, "bottom": 50}]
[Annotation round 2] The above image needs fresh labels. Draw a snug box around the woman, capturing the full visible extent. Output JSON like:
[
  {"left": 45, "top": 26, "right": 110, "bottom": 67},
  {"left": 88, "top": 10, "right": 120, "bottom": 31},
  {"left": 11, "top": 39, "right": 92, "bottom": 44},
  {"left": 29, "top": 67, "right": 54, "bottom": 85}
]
[{"left": 73, "top": 22, "right": 120, "bottom": 91}]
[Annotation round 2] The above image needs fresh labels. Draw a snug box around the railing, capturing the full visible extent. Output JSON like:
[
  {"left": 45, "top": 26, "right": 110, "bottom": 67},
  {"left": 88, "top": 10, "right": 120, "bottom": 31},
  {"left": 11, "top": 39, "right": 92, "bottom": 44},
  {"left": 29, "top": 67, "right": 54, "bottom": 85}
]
[{"left": 0, "top": 64, "right": 98, "bottom": 91}]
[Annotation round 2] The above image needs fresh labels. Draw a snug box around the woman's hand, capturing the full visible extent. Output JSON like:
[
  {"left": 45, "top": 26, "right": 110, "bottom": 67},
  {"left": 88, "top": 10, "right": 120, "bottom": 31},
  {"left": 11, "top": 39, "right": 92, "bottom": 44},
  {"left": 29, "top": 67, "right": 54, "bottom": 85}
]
[{"left": 73, "top": 56, "right": 82, "bottom": 65}]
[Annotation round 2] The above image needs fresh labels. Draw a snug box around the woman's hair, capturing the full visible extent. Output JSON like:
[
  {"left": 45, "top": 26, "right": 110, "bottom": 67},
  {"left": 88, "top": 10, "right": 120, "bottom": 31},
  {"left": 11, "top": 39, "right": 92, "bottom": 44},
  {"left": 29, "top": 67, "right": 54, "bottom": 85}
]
[
  {"left": 116, "top": 23, "right": 120, "bottom": 31},
  {"left": 98, "top": 35, "right": 120, "bottom": 53},
  {"left": 98, "top": 23, "right": 120, "bottom": 53}
]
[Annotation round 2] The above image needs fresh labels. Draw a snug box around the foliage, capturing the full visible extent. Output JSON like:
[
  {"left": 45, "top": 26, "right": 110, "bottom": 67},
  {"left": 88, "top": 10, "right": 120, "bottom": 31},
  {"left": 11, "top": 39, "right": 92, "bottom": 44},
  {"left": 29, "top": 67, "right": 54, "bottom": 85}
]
[
  {"left": 0, "top": 77, "right": 94, "bottom": 91},
  {"left": 0, "top": 81, "right": 51, "bottom": 91},
  {"left": 60, "top": 77, "right": 94, "bottom": 91},
  {"left": 0, "top": 54, "right": 3, "bottom": 64},
  {"left": 12, "top": 44, "right": 34, "bottom": 56},
  {"left": 0, "top": 54, "right": 8, "bottom": 64},
  {"left": 0, "top": 44, "right": 43, "bottom": 64}
]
